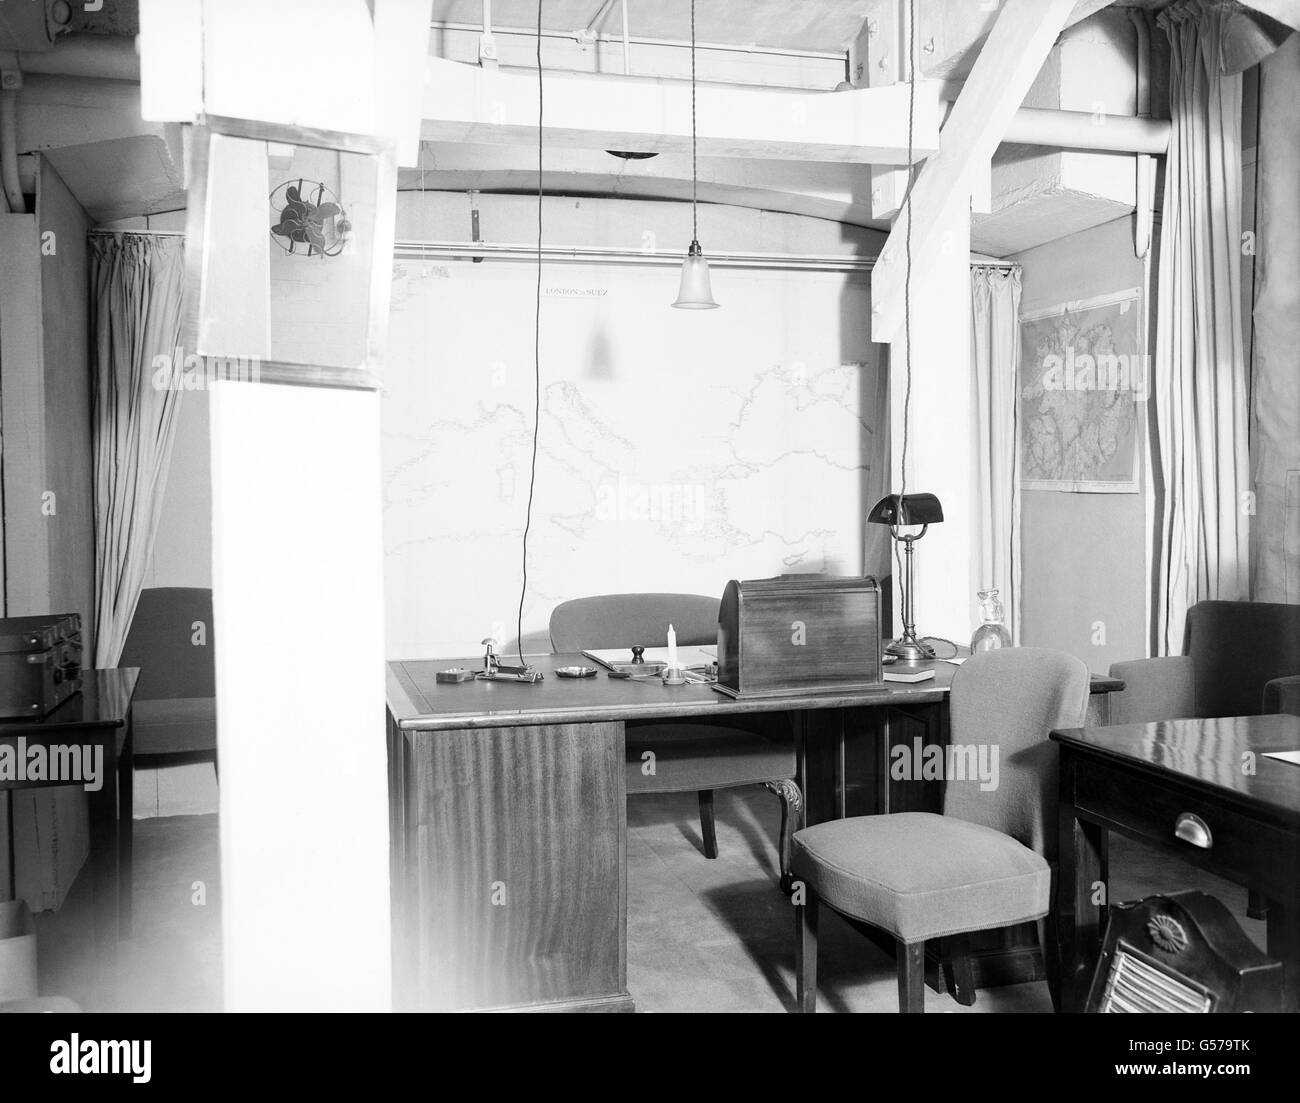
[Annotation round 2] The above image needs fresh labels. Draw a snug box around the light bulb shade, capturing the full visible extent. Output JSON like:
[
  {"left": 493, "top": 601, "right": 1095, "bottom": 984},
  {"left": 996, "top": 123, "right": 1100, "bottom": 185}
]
[
  {"left": 867, "top": 492, "right": 944, "bottom": 528},
  {"left": 672, "top": 241, "right": 719, "bottom": 309}
]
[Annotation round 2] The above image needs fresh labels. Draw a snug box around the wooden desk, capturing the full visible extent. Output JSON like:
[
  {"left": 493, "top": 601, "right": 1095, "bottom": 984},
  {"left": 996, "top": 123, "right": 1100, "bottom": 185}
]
[
  {"left": 388, "top": 653, "right": 1121, "bottom": 1012},
  {"left": 0, "top": 668, "right": 138, "bottom": 982},
  {"left": 1053, "top": 714, "right": 1300, "bottom": 1012}
]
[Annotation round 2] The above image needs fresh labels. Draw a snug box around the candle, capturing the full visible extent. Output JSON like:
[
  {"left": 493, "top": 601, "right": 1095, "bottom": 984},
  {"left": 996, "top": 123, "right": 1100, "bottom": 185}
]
[{"left": 667, "top": 623, "right": 678, "bottom": 671}]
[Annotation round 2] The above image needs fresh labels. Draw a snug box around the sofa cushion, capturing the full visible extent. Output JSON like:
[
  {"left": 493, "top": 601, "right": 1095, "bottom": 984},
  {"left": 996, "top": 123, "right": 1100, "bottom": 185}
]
[{"left": 791, "top": 812, "right": 1050, "bottom": 943}]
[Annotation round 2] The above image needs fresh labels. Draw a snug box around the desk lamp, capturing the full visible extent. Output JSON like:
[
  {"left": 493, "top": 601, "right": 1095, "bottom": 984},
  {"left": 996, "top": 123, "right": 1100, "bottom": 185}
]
[{"left": 868, "top": 493, "right": 944, "bottom": 661}]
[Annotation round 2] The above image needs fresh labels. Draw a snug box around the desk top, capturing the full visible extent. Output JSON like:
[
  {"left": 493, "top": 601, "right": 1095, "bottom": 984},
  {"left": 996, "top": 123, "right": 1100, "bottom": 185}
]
[
  {"left": 1052, "top": 713, "right": 1300, "bottom": 821},
  {"left": 390, "top": 653, "right": 1122, "bottom": 732},
  {"left": 0, "top": 668, "right": 139, "bottom": 735},
  {"left": 389, "top": 652, "right": 953, "bottom": 730}
]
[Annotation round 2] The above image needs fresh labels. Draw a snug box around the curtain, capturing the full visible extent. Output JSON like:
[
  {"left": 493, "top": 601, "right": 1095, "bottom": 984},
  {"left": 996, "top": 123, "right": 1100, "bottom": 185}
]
[
  {"left": 971, "top": 266, "right": 1023, "bottom": 643},
  {"left": 1153, "top": 0, "right": 1252, "bottom": 656},
  {"left": 90, "top": 234, "right": 187, "bottom": 668},
  {"left": 1250, "top": 32, "right": 1300, "bottom": 602}
]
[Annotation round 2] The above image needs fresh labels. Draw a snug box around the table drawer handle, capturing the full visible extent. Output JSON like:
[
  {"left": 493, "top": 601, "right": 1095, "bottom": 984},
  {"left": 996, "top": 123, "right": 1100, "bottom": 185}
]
[{"left": 1174, "top": 812, "right": 1213, "bottom": 849}]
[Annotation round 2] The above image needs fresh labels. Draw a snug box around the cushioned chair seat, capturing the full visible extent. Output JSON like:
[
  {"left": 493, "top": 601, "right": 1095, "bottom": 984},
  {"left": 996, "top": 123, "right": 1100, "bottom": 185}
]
[
  {"left": 791, "top": 812, "right": 1051, "bottom": 944},
  {"left": 132, "top": 697, "right": 217, "bottom": 757},
  {"left": 625, "top": 724, "right": 796, "bottom": 793}
]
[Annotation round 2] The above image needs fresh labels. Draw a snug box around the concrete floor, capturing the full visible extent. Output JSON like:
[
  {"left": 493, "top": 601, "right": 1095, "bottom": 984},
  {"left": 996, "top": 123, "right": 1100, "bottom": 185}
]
[{"left": 32, "top": 788, "right": 1265, "bottom": 1012}]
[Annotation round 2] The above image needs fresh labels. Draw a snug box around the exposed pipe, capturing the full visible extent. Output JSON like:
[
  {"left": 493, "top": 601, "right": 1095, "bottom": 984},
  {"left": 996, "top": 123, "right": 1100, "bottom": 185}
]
[
  {"left": 478, "top": 0, "right": 498, "bottom": 68},
  {"left": 0, "top": 86, "right": 27, "bottom": 214},
  {"left": 620, "top": 0, "right": 631, "bottom": 76},
  {"left": 434, "top": 20, "right": 845, "bottom": 62},
  {"left": 6, "top": 33, "right": 139, "bottom": 82},
  {"left": 392, "top": 237, "right": 1018, "bottom": 271},
  {"left": 991, "top": 105, "right": 1170, "bottom": 155}
]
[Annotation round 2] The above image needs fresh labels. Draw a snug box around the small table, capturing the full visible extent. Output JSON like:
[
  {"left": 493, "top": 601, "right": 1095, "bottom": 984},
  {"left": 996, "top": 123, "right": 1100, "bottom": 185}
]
[
  {"left": 1, "top": 668, "right": 138, "bottom": 980},
  {"left": 1053, "top": 714, "right": 1300, "bottom": 1011}
]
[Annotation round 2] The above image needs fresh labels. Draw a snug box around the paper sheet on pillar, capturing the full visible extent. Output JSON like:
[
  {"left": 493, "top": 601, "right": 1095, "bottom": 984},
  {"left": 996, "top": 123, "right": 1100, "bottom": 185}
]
[
  {"left": 1018, "top": 288, "right": 1143, "bottom": 493},
  {"left": 381, "top": 259, "right": 888, "bottom": 659}
]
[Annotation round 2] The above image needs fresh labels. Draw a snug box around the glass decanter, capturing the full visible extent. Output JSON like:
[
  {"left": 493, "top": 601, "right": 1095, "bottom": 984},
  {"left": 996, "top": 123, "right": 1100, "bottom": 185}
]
[{"left": 970, "top": 589, "right": 1012, "bottom": 653}]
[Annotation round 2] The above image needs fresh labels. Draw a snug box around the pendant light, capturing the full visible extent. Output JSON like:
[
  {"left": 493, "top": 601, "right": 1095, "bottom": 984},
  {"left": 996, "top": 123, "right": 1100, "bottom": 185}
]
[{"left": 672, "top": 0, "right": 718, "bottom": 309}]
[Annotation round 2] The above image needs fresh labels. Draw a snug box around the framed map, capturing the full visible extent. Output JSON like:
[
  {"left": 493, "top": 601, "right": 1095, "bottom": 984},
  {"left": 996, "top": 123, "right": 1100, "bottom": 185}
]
[{"left": 1018, "top": 287, "right": 1145, "bottom": 493}]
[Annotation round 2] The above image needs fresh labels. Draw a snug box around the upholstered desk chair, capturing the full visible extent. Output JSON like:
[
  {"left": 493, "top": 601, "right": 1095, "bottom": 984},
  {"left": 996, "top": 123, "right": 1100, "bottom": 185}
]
[
  {"left": 118, "top": 588, "right": 218, "bottom": 772},
  {"left": 549, "top": 594, "right": 802, "bottom": 890},
  {"left": 791, "top": 647, "right": 1089, "bottom": 1013}
]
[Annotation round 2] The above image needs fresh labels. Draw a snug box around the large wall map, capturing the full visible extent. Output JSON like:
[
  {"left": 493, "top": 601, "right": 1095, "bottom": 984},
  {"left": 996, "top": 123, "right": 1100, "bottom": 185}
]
[
  {"left": 1018, "top": 287, "right": 1144, "bottom": 493},
  {"left": 381, "top": 258, "right": 887, "bottom": 659}
]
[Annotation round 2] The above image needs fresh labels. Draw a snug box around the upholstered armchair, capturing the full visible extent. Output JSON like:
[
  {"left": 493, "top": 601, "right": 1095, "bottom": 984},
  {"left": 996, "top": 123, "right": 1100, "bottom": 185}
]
[
  {"left": 118, "top": 588, "right": 218, "bottom": 770},
  {"left": 1108, "top": 600, "right": 1300, "bottom": 724}
]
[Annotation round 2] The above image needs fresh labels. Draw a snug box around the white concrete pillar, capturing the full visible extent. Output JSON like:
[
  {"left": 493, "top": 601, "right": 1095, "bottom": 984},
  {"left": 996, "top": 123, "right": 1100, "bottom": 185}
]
[
  {"left": 885, "top": 202, "right": 974, "bottom": 647},
  {"left": 210, "top": 380, "right": 390, "bottom": 1011}
]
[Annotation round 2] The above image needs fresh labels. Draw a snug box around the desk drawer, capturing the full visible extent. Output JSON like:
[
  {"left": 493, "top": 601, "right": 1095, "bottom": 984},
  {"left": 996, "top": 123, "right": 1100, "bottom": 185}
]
[{"left": 1072, "top": 758, "right": 1297, "bottom": 903}]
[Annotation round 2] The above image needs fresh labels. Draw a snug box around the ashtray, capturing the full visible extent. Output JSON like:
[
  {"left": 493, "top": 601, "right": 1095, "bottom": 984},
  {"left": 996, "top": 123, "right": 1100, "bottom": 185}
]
[
  {"left": 555, "top": 666, "right": 598, "bottom": 679},
  {"left": 608, "top": 661, "right": 666, "bottom": 676}
]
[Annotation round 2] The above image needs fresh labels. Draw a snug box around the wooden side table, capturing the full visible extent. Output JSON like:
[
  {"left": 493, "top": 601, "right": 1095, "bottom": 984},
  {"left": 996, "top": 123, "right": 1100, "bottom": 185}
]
[{"left": 1, "top": 668, "right": 139, "bottom": 983}]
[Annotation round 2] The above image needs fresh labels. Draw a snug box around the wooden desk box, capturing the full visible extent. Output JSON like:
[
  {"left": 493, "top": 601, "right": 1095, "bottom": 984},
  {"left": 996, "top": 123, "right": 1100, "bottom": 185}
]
[
  {"left": 0, "top": 614, "right": 83, "bottom": 719},
  {"left": 716, "top": 576, "right": 883, "bottom": 699}
]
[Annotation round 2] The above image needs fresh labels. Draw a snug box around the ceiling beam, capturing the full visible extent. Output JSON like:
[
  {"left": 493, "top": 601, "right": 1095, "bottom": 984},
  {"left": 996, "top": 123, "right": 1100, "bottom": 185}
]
[
  {"left": 870, "top": 0, "right": 1077, "bottom": 341},
  {"left": 421, "top": 57, "right": 940, "bottom": 164}
]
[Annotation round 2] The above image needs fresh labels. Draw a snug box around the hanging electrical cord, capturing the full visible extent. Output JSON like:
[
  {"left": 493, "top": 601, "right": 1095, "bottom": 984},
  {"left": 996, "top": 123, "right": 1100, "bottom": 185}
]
[
  {"left": 891, "top": 0, "right": 918, "bottom": 625},
  {"left": 686, "top": 0, "right": 696, "bottom": 241},
  {"left": 516, "top": 1, "right": 544, "bottom": 666}
]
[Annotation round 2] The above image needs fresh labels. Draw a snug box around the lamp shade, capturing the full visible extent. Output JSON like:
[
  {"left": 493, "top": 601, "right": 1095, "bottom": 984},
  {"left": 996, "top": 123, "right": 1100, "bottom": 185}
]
[
  {"left": 672, "top": 240, "right": 719, "bottom": 309},
  {"left": 867, "top": 493, "right": 944, "bottom": 527}
]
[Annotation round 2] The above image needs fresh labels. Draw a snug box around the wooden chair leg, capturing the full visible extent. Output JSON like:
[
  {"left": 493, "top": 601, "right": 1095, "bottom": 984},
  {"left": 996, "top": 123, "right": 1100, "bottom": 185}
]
[
  {"left": 796, "top": 893, "right": 819, "bottom": 1013},
  {"left": 897, "top": 940, "right": 926, "bottom": 1012},
  {"left": 1039, "top": 912, "right": 1062, "bottom": 1013},
  {"left": 698, "top": 789, "right": 718, "bottom": 859},
  {"left": 946, "top": 932, "right": 977, "bottom": 1006},
  {"left": 765, "top": 779, "right": 804, "bottom": 893}
]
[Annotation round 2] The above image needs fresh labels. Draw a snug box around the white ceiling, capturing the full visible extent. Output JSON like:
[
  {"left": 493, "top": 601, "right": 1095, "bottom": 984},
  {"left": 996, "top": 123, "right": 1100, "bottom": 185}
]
[{"left": 430, "top": 0, "right": 876, "bottom": 51}]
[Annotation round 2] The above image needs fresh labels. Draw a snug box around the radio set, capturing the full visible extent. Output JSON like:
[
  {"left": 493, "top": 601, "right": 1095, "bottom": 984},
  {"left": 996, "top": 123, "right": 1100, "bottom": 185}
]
[{"left": 716, "top": 576, "right": 883, "bottom": 699}]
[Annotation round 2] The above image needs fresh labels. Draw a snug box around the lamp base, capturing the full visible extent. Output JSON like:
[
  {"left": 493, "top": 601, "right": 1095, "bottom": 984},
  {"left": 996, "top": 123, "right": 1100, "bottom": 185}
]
[{"left": 885, "top": 636, "right": 936, "bottom": 662}]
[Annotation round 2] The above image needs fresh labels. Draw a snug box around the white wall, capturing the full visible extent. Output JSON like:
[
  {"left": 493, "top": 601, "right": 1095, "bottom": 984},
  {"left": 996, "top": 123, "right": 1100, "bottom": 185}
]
[{"left": 383, "top": 192, "right": 889, "bottom": 659}]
